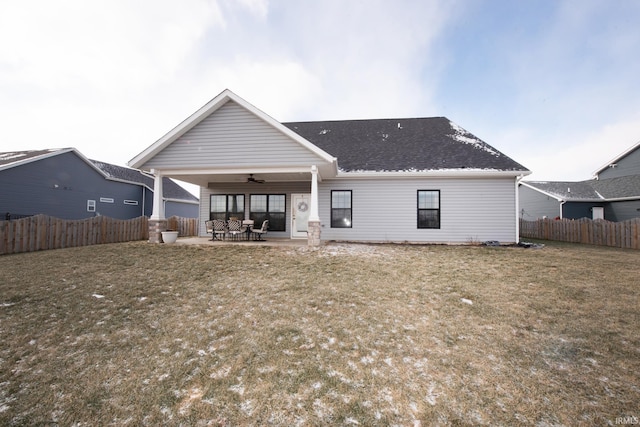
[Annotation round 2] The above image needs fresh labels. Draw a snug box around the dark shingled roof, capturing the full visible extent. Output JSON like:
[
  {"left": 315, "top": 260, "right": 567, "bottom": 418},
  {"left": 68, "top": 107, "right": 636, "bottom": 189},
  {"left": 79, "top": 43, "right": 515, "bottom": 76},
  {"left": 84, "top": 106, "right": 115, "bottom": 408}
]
[
  {"left": 524, "top": 176, "right": 640, "bottom": 201},
  {"left": 0, "top": 149, "right": 59, "bottom": 167},
  {"left": 590, "top": 175, "right": 640, "bottom": 199},
  {"left": 90, "top": 160, "right": 198, "bottom": 202},
  {"left": 523, "top": 181, "right": 603, "bottom": 201},
  {"left": 283, "top": 117, "right": 529, "bottom": 173}
]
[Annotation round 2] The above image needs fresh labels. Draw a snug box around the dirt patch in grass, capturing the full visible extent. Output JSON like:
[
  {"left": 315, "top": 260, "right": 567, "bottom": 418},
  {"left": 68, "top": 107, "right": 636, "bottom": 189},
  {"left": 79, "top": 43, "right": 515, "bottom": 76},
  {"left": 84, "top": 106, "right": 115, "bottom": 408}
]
[{"left": 0, "top": 241, "right": 638, "bottom": 425}]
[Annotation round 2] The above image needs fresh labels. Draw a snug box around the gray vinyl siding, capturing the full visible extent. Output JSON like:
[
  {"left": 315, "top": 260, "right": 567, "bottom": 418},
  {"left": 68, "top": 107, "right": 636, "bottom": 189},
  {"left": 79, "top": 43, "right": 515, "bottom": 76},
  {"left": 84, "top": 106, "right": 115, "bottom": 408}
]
[
  {"left": 597, "top": 146, "right": 640, "bottom": 179},
  {"left": 0, "top": 152, "right": 146, "bottom": 220},
  {"left": 318, "top": 177, "right": 518, "bottom": 244},
  {"left": 607, "top": 200, "right": 640, "bottom": 221},
  {"left": 519, "top": 185, "right": 562, "bottom": 220},
  {"left": 198, "top": 181, "right": 311, "bottom": 237},
  {"left": 143, "top": 101, "right": 326, "bottom": 169},
  {"left": 197, "top": 177, "right": 519, "bottom": 243},
  {"left": 166, "top": 200, "right": 198, "bottom": 218}
]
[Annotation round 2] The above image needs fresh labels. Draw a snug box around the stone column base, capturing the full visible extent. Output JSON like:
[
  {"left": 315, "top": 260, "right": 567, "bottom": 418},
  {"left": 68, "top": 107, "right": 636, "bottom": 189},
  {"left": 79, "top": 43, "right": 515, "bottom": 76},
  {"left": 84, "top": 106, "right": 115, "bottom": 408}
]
[
  {"left": 307, "top": 220, "right": 321, "bottom": 247},
  {"left": 149, "top": 219, "right": 167, "bottom": 243}
]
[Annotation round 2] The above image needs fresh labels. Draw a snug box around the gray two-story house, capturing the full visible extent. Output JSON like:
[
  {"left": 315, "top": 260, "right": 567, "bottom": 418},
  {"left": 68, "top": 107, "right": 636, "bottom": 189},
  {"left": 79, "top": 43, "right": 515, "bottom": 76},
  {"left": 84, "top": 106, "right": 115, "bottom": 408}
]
[
  {"left": 0, "top": 148, "right": 198, "bottom": 220},
  {"left": 519, "top": 141, "right": 640, "bottom": 221}
]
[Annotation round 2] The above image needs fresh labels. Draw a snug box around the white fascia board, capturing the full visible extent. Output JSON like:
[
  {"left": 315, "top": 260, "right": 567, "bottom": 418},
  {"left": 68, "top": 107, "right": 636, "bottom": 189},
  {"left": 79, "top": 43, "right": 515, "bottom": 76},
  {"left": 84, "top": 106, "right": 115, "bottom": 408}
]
[
  {"left": 591, "top": 140, "right": 640, "bottom": 178},
  {"left": 335, "top": 169, "right": 531, "bottom": 179},
  {"left": 0, "top": 148, "right": 78, "bottom": 172},
  {"left": 157, "top": 166, "right": 315, "bottom": 176},
  {"left": 128, "top": 89, "right": 337, "bottom": 169},
  {"left": 602, "top": 195, "right": 640, "bottom": 202},
  {"left": 164, "top": 198, "right": 199, "bottom": 205},
  {"left": 519, "top": 181, "right": 565, "bottom": 202}
]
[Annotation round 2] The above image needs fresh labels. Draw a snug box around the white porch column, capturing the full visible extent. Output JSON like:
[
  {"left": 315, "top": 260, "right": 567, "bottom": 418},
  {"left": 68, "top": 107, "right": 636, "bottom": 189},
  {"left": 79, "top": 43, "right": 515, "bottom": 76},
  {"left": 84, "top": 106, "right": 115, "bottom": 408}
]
[
  {"left": 308, "top": 165, "right": 321, "bottom": 247},
  {"left": 309, "top": 165, "right": 320, "bottom": 221},
  {"left": 148, "top": 169, "right": 167, "bottom": 243},
  {"left": 150, "top": 169, "right": 165, "bottom": 220}
]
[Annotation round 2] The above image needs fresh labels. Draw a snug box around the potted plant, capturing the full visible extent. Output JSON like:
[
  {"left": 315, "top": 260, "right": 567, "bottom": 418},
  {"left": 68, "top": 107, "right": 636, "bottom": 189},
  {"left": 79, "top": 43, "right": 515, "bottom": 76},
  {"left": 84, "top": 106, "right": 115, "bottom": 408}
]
[{"left": 161, "top": 229, "right": 179, "bottom": 243}]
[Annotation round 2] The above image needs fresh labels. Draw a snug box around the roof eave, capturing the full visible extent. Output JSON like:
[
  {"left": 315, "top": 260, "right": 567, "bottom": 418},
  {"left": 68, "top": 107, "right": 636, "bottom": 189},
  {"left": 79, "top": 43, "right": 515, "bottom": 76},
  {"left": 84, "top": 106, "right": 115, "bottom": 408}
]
[
  {"left": 336, "top": 169, "right": 531, "bottom": 179},
  {"left": 592, "top": 140, "right": 640, "bottom": 178}
]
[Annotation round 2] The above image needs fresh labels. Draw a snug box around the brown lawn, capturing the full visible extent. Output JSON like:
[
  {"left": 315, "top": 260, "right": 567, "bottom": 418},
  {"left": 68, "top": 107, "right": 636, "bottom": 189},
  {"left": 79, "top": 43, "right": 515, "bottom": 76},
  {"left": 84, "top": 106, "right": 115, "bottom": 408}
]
[{"left": 0, "top": 240, "right": 638, "bottom": 426}]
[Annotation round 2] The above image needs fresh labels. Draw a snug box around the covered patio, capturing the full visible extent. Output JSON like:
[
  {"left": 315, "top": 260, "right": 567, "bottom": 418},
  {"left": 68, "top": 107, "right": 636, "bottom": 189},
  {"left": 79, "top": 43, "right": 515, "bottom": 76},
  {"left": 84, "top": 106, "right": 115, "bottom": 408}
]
[{"left": 128, "top": 90, "right": 338, "bottom": 247}]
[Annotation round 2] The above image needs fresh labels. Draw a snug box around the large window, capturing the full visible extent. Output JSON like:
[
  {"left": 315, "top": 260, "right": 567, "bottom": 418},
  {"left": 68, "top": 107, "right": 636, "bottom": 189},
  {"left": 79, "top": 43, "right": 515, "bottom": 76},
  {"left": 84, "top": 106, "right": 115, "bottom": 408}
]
[
  {"left": 250, "top": 194, "right": 286, "bottom": 231},
  {"left": 210, "top": 194, "right": 245, "bottom": 221},
  {"left": 331, "top": 190, "right": 352, "bottom": 228},
  {"left": 417, "top": 190, "right": 440, "bottom": 229}
]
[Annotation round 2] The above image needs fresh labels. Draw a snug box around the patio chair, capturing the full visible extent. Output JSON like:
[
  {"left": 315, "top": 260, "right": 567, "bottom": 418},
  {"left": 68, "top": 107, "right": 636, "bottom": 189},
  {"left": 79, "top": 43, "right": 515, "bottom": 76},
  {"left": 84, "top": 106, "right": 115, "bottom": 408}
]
[
  {"left": 227, "top": 219, "right": 243, "bottom": 240},
  {"left": 205, "top": 220, "right": 214, "bottom": 241},
  {"left": 251, "top": 220, "right": 269, "bottom": 241},
  {"left": 212, "top": 219, "right": 227, "bottom": 240}
]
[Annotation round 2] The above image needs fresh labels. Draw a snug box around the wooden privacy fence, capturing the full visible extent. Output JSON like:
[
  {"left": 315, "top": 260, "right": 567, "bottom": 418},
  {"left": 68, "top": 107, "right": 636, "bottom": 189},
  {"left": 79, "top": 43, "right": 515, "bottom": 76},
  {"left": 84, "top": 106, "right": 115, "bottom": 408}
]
[
  {"left": 520, "top": 218, "right": 640, "bottom": 250},
  {"left": 167, "top": 216, "right": 199, "bottom": 237},
  {"left": 0, "top": 215, "right": 199, "bottom": 255}
]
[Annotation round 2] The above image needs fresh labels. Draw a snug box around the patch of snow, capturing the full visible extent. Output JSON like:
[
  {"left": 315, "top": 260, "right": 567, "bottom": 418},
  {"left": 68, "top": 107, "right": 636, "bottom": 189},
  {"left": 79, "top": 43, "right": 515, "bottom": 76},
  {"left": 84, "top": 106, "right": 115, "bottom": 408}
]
[
  {"left": 0, "top": 303, "right": 15, "bottom": 307},
  {"left": 92, "top": 294, "right": 105, "bottom": 299},
  {"left": 425, "top": 382, "right": 438, "bottom": 405},
  {"left": 0, "top": 153, "right": 27, "bottom": 161},
  {"left": 239, "top": 399, "right": 254, "bottom": 416},
  {"left": 210, "top": 366, "right": 231, "bottom": 379},
  {"left": 228, "top": 384, "right": 245, "bottom": 396},
  {"left": 361, "top": 355, "right": 374, "bottom": 365},
  {"left": 449, "top": 121, "right": 500, "bottom": 156},
  {"left": 461, "top": 298, "right": 473, "bottom": 305}
]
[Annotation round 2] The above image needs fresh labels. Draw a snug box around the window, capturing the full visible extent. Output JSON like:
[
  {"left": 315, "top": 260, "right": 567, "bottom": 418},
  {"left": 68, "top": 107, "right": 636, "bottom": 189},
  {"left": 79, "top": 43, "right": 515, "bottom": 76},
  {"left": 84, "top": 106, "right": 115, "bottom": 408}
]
[
  {"left": 250, "top": 194, "right": 286, "bottom": 231},
  {"left": 417, "top": 190, "right": 440, "bottom": 229},
  {"left": 87, "top": 200, "right": 96, "bottom": 212},
  {"left": 124, "top": 200, "right": 139, "bottom": 206},
  {"left": 210, "top": 194, "right": 245, "bottom": 221},
  {"left": 100, "top": 197, "right": 114, "bottom": 203},
  {"left": 331, "top": 190, "right": 352, "bottom": 228}
]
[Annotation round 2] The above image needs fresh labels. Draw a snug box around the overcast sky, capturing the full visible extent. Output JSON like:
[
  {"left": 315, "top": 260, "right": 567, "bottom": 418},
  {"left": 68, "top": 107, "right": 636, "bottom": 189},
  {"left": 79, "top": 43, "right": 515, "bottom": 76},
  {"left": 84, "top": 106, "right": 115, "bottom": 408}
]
[{"left": 2, "top": 0, "right": 639, "bottom": 189}]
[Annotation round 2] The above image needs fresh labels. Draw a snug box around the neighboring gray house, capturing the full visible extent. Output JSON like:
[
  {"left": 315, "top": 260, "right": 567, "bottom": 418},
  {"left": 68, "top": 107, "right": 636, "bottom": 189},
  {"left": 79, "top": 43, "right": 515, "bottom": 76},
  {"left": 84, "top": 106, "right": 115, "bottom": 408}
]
[
  {"left": 0, "top": 148, "right": 198, "bottom": 220},
  {"left": 129, "top": 89, "right": 531, "bottom": 245},
  {"left": 519, "top": 141, "right": 640, "bottom": 221}
]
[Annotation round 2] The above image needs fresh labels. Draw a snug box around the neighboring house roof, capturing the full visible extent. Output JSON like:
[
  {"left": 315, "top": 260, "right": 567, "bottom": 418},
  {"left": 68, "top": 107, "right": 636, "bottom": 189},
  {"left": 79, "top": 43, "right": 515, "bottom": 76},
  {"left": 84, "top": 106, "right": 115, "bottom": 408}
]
[
  {"left": 522, "top": 176, "right": 640, "bottom": 202},
  {"left": 90, "top": 160, "right": 198, "bottom": 202},
  {"left": 284, "top": 117, "right": 529, "bottom": 173},
  {"left": 0, "top": 149, "right": 63, "bottom": 168},
  {"left": 0, "top": 148, "right": 197, "bottom": 203},
  {"left": 521, "top": 181, "right": 603, "bottom": 201},
  {"left": 589, "top": 175, "right": 640, "bottom": 200}
]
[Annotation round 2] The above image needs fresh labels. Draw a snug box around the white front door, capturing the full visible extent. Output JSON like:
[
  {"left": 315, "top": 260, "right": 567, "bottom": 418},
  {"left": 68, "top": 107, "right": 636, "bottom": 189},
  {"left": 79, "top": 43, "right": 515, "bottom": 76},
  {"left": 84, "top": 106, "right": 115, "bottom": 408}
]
[
  {"left": 291, "top": 193, "right": 311, "bottom": 239},
  {"left": 592, "top": 206, "right": 604, "bottom": 220}
]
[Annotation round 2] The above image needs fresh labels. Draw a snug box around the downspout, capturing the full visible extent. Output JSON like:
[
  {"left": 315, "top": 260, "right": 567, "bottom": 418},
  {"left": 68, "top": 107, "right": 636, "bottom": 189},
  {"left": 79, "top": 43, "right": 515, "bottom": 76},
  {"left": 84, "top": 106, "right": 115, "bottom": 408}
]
[
  {"left": 560, "top": 201, "right": 565, "bottom": 219},
  {"left": 515, "top": 175, "right": 524, "bottom": 243}
]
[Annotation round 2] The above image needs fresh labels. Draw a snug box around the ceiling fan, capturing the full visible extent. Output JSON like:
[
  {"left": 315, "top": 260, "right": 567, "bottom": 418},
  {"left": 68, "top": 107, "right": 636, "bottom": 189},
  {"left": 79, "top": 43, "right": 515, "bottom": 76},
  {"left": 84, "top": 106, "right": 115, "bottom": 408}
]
[{"left": 247, "top": 174, "right": 265, "bottom": 184}]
